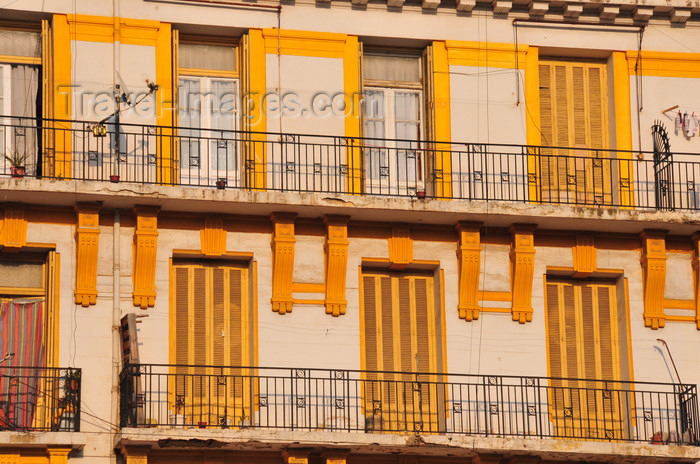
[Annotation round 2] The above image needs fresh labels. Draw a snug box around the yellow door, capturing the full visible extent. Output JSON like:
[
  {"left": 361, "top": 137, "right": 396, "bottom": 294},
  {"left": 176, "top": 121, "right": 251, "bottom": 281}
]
[
  {"left": 361, "top": 270, "right": 444, "bottom": 433},
  {"left": 545, "top": 278, "right": 626, "bottom": 440},
  {"left": 171, "top": 260, "right": 252, "bottom": 428},
  {"left": 539, "top": 60, "right": 612, "bottom": 206}
]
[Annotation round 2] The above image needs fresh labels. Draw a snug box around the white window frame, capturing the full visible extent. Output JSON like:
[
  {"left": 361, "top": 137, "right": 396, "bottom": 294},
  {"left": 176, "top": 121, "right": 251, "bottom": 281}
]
[
  {"left": 0, "top": 64, "right": 12, "bottom": 158},
  {"left": 178, "top": 75, "right": 240, "bottom": 186}
]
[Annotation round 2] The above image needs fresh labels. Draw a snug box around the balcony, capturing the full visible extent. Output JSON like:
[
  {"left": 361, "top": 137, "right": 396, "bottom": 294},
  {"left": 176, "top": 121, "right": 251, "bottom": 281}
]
[
  {"left": 2, "top": 116, "right": 700, "bottom": 211},
  {"left": 119, "top": 364, "right": 699, "bottom": 445},
  {"left": 0, "top": 366, "right": 81, "bottom": 432}
]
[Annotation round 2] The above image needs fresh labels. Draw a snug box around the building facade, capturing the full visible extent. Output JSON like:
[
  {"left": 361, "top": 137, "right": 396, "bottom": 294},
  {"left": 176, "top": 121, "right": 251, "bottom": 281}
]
[{"left": 1, "top": 0, "right": 700, "bottom": 463}]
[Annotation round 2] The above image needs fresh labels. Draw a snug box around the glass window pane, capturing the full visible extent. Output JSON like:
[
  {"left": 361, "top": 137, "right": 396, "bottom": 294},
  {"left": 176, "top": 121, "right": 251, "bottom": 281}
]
[
  {"left": 363, "top": 54, "right": 420, "bottom": 83},
  {"left": 0, "top": 261, "right": 43, "bottom": 289},
  {"left": 0, "top": 30, "right": 40, "bottom": 58},
  {"left": 179, "top": 43, "right": 236, "bottom": 72}
]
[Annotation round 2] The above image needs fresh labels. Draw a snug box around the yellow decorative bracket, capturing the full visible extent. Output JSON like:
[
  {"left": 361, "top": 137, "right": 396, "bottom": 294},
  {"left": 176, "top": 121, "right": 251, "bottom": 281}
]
[
  {"left": 0, "top": 454, "right": 20, "bottom": 464},
  {"left": 0, "top": 203, "right": 27, "bottom": 251},
  {"left": 271, "top": 212, "right": 297, "bottom": 315},
  {"left": 132, "top": 206, "right": 159, "bottom": 309},
  {"left": 75, "top": 203, "right": 101, "bottom": 307},
  {"left": 201, "top": 215, "right": 226, "bottom": 256},
  {"left": 573, "top": 232, "right": 596, "bottom": 277},
  {"left": 510, "top": 224, "right": 536, "bottom": 324},
  {"left": 691, "top": 232, "right": 700, "bottom": 330},
  {"left": 456, "top": 221, "right": 482, "bottom": 322},
  {"left": 641, "top": 229, "right": 667, "bottom": 330},
  {"left": 324, "top": 215, "right": 349, "bottom": 317},
  {"left": 389, "top": 224, "right": 413, "bottom": 270}
]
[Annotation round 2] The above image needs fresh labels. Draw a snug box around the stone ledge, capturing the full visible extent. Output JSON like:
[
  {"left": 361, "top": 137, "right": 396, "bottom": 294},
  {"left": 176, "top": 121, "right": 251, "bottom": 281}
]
[
  {"left": 115, "top": 428, "right": 700, "bottom": 463},
  {"left": 2, "top": 178, "right": 700, "bottom": 234},
  {"left": 0, "top": 431, "right": 87, "bottom": 450}
]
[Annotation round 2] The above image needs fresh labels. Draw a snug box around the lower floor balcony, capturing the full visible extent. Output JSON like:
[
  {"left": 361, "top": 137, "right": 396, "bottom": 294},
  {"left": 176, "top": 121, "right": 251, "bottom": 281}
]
[
  {"left": 0, "top": 366, "right": 81, "bottom": 432},
  {"left": 2, "top": 116, "right": 700, "bottom": 211},
  {"left": 119, "top": 364, "right": 698, "bottom": 446}
]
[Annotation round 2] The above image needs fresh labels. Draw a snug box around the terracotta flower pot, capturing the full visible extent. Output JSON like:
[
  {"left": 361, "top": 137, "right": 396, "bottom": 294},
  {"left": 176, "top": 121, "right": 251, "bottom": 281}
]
[{"left": 10, "top": 166, "right": 25, "bottom": 178}]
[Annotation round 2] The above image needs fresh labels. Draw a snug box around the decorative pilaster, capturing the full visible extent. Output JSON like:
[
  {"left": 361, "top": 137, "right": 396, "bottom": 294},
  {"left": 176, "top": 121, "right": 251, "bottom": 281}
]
[
  {"left": 510, "top": 224, "right": 536, "bottom": 324},
  {"left": 47, "top": 448, "right": 71, "bottom": 464},
  {"left": 321, "top": 451, "right": 348, "bottom": 464},
  {"left": 693, "top": 232, "right": 700, "bottom": 330},
  {"left": 389, "top": 224, "right": 412, "bottom": 270},
  {"left": 456, "top": 221, "right": 482, "bottom": 322},
  {"left": 0, "top": 454, "right": 20, "bottom": 464},
  {"left": 324, "top": 215, "right": 349, "bottom": 317},
  {"left": 641, "top": 230, "right": 668, "bottom": 330},
  {"left": 120, "top": 446, "right": 149, "bottom": 464},
  {"left": 74, "top": 203, "right": 101, "bottom": 307},
  {"left": 132, "top": 206, "right": 160, "bottom": 309},
  {"left": 271, "top": 213, "right": 297, "bottom": 315},
  {"left": 282, "top": 449, "right": 310, "bottom": 464},
  {"left": 0, "top": 203, "right": 27, "bottom": 250},
  {"left": 201, "top": 215, "right": 226, "bottom": 256},
  {"left": 573, "top": 232, "right": 596, "bottom": 276}
]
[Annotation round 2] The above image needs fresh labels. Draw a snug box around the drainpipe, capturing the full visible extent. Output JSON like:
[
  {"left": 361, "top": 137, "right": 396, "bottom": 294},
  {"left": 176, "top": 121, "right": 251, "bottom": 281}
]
[{"left": 112, "top": 210, "right": 121, "bottom": 463}]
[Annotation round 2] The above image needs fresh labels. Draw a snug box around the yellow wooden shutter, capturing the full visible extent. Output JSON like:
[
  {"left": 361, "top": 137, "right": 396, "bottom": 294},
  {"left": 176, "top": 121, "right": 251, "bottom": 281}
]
[{"left": 174, "top": 266, "right": 190, "bottom": 395}]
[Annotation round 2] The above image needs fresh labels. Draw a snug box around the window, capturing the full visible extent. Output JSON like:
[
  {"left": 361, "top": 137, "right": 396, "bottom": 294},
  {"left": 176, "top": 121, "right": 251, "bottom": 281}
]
[
  {"left": 176, "top": 40, "right": 240, "bottom": 187},
  {"left": 360, "top": 269, "right": 444, "bottom": 432},
  {"left": 538, "top": 60, "right": 611, "bottom": 205},
  {"left": 0, "top": 252, "right": 58, "bottom": 429},
  {"left": 0, "top": 27, "right": 41, "bottom": 177},
  {"left": 362, "top": 52, "right": 424, "bottom": 196},
  {"left": 545, "top": 278, "right": 628, "bottom": 439},
  {"left": 171, "top": 259, "right": 254, "bottom": 426}
]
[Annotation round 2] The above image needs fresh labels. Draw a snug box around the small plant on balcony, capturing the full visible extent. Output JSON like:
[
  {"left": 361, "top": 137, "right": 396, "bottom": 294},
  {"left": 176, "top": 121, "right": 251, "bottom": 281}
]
[
  {"left": 3, "top": 150, "right": 29, "bottom": 178},
  {"left": 63, "top": 370, "right": 80, "bottom": 393}
]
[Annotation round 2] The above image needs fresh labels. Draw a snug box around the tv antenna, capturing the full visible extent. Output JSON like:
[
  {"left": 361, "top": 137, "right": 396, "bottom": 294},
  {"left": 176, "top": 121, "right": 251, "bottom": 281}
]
[{"left": 90, "top": 71, "right": 159, "bottom": 181}]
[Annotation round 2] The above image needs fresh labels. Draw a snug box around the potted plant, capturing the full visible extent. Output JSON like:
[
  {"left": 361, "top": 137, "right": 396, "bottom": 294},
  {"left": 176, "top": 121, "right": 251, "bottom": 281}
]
[
  {"left": 63, "top": 369, "right": 81, "bottom": 393},
  {"left": 4, "top": 150, "right": 29, "bottom": 178}
]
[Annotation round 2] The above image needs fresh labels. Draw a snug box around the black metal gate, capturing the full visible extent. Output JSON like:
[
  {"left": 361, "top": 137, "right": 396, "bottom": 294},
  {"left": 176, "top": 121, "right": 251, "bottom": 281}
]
[{"left": 652, "top": 122, "right": 674, "bottom": 210}]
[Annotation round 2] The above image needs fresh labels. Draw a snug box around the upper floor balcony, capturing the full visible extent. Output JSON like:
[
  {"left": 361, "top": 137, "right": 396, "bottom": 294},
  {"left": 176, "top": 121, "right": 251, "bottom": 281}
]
[
  {"left": 2, "top": 116, "right": 699, "bottom": 212},
  {"left": 119, "top": 364, "right": 699, "bottom": 447}
]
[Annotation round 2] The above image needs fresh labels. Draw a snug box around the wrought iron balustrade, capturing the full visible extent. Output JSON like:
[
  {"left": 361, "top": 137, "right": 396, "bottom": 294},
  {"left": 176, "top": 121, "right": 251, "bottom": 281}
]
[
  {"left": 120, "top": 363, "right": 698, "bottom": 445},
  {"left": 2, "top": 115, "right": 700, "bottom": 210},
  {"left": 0, "top": 366, "right": 81, "bottom": 432}
]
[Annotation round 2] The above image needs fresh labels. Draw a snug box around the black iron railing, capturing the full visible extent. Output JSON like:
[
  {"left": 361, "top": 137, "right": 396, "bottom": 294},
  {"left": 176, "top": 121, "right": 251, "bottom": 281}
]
[
  {"left": 120, "top": 364, "right": 698, "bottom": 445},
  {"left": 0, "top": 366, "right": 81, "bottom": 432},
  {"left": 2, "top": 115, "right": 700, "bottom": 210}
]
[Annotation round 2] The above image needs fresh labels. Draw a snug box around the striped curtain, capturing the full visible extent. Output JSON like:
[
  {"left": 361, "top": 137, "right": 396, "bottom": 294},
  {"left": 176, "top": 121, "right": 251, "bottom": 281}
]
[{"left": 0, "top": 300, "right": 45, "bottom": 429}]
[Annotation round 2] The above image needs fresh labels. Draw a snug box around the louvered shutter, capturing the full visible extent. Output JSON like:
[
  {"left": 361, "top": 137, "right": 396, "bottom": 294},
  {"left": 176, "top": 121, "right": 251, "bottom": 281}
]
[{"left": 174, "top": 267, "right": 190, "bottom": 395}]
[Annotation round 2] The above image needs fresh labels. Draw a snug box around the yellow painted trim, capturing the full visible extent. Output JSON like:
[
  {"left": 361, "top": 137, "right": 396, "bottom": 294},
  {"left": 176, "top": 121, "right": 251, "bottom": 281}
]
[
  {"left": 200, "top": 215, "right": 227, "bottom": 256},
  {"left": 132, "top": 206, "right": 159, "bottom": 309},
  {"left": 74, "top": 203, "right": 101, "bottom": 307},
  {"left": 524, "top": 46, "right": 541, "bottom": 202},
  {"left": 388, "top": 224, "right": 413, "bottom": 269},
  {"left": 446, "top": 40, "right": 528, "bottom": 69},
  {"left": 693, "top": 233, "right": 700, "bottom": 330},
  {"left": 663, "top": 299, "right": 695, "bottom": 310},
  {"left": 0, "top": 55, "right": 41, "bottom": 65},
  {"left": 573, "top": 232, "right": 596, "bottom": 275},
  {"left": 358, "top": 265, "right": 367, "bottom": 372},
  {"left": 432, "top": 41, "right": 452, "bottom": 198},
  {"left": 52, "top": 14, "right": 71, "bottom": 177},
  {"left": 665, "top": 315, "right": 696, "bottom": 322},
  {"left": 624, "top": 277, "right": 636, "bottom": 426},
  {"left": 612, "top": 52, "right": 634, "bottom": 207},
  {"left": 440, "top": 267, "right": 447, "bottom": 376},
  {"left": 510, "top": 224, "right": 536, "bottom": 323},
  {"left": 66, "top": 14, "right": 160, "bottom": 46},
  {"left": 640, "top": 230, "right": 667, "bottom": 329},
  {"left": 543, "top": 274, "right": 552, "bottom": 380},
  {"left": 1, "top": 204, "right": 28, "bottom": 249},
  {"left": 179, "top": 67, "right": 239, "bottom": 78},
  {"left": 262, "top": 29, "right": 348, "bottom": 58},
  {"left": 292, "top": 282, "right": 325, "bottom": 293},
  {"left": 168, "top": 256, "right": 174, "bottom": 366},
  {"left": 627, "top": 51, "right": 700, "bottom": 79},
  {"left": 343, "top": 35, "right": 362, "bottom": 194},
  {"left": 245, "top": 29, "right": 267, "bottom": 188},
  {"left": 292, "top": 298, "right": 325, "bottom": 305},
  {"left": 155, "top": 22, "right": 175, "bottom": 185},
  {"left": 53, "top": 252, "right": 60, "bottom": 368},
  {"left": 324, "top": 215, "right": 350, "bottom": 316},
  {"left": 270, "top": 212, "right": 296, "bottom": 314},
  {"left": 478, "top": 290, "right": 511, "bottom": 302},
  {"left": 456, "top": 221, "right": 481, "bottom": 321},
  {"left": 253, "top": 259, "right": 259, "bottom": 368},
  {"left": 479, "top": 307, "right": 512, "bottom": 313}
]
